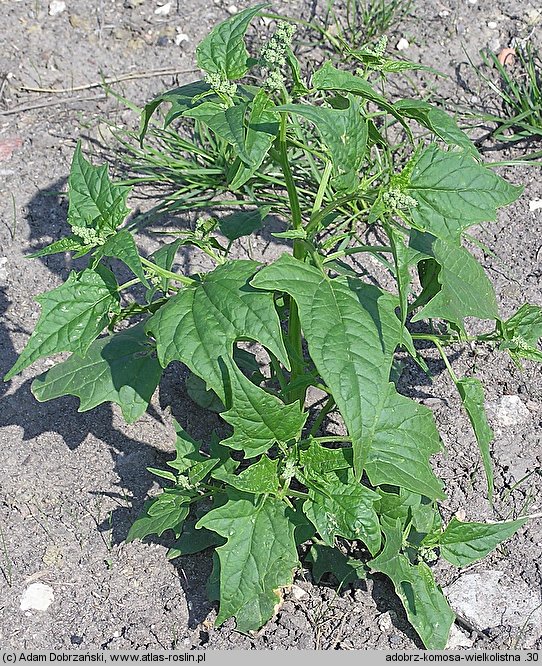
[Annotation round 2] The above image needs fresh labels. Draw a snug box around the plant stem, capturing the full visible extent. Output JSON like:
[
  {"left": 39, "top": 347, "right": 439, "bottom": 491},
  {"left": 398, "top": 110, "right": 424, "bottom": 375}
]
[
  {"left": 431, "top": 337, "right": 459, "bottom": 384},
  {"left": 323, "top": 244, "right": 392, "bottom": 263},
  {"left": 278, "top": 111, "right": 306, "bottom": 405},
  {"left": 309, "top": 395, "right": 336, "bottom": 436},
  {"left": 140, "top": 256, "right": 196, "bottom": 286},
  {"left": 302, "top": 435, "right": 352, "bottom": 445},
  {"left": 311, "top": 161, "right": 333, "bottom": 216}
]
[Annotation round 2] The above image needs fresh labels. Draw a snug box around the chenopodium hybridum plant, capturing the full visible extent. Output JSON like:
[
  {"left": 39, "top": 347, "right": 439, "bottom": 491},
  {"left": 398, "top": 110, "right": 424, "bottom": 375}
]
[{"left": 6, "top": 4, "right": 542, "bottom": 648}]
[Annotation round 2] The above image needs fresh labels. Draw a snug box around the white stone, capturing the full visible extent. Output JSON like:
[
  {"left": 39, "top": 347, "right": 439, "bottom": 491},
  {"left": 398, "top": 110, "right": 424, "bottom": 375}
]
[
  {"left": 490, "top": 395, "right": 531, "bottom": 427},
  {"left": 48, "top": 0, "right": 66, "bottom": 15},
  {"left": 0, "top": 257, "right": 7, "bottom": 282},
  {"left": 174, "top": 32, "right": 189, "bottom": 45},
  {"left": 487, "top": 21, "right": 498, "bottom": 29},
  {"left": 445, "top": 570, "right": 542, "bottom": 642},
  {"left": 378, "top": 612, "right": 394, "bottom": 632},
  {"left": 154, "top": 2, "right": 171, "bottom": 15},
  {"left": 396, "top": 37, "right": 410, "bottom": 51},
  {"left": 446, "top": 624, "right": 473, "bottom": 649},
  {"left": 20, "top": 583, "right": 55, "bottom": 611},
  {"left": 227, "top": 5, "right": 238, "bottom": 15},
  {"left": 529, "top": 199, "right": 542, "bottom": 211},
  {"left": 290, "top": 584, "right": 308, "bottom": 600}
]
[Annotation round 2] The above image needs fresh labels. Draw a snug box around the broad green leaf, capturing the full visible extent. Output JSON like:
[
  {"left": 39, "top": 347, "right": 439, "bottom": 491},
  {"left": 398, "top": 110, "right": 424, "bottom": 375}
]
[
  {"left": 68, "top": 144, "right": 130, "bottom": 233},
  {"left": 312, "top": 61, "right": 393, "bottom": 112},
  {"left": 456, "top": 377, "right": 494, "bottom": 499},
  {"left": 185, "top": 372, "right": 224, "bottom": 412},
  {"left": 369, "top": 521, "right": 455, "bottom": 649},
  {"left": 195, "top": 4, "right": 267, "bottom": 80},
  {"left": 285, "top": 47, "right": 308, "bottom": 96},
  {"left": 5, "top": 266, "right": 120, "bottom": 381},
  {"left": 149, "top": 239, "right": 183, "bottom": 294},
  {"left": 392, "top": 100, "right": 477, "bottom": 154},
  {"left": 366, "top": 384, "right": 445, "bottom": 500},
  {"left": 405, "top": 144, "right": 522, "bottom": 241},
  {"left": 436, "top": 517, "right": 526, "bottom": 567},
  {"left": 498, "top": 304, "right": 542, "bottom": 364},
  {"left": 387, "top": 225, "right": 414, "bottom": 327},
  {"left": 299, "top": 440, "right": 352, "bottom": 476},
  {"left": 167, "top": 422, "right": 208, "bottom": 474},
  {"left": 218, "top": 207, "right": 270, "bottom": 241},
  {"left": 31, "top": 323, "right": 162, "bottom": 423},
  {"left": 278, "top": 99, "right": 367, "bottom": 192},
  {"left": 377, "top": 488, "right": 439, "bottom": 535},
  {"left": 197, "top": 492, "right": 299, "bottom": 632},
  {"left": 167, "top": 520, "right": 225, "bottom": 560},
  {"left": 306, "top": 544, "right": 366, "bottom": 586},
  {"left": 27, "top": 236, "right": 86, "bottom": 258},
  {"left": 410, "top": 232, "right": 498, "bottom": 330},
  {"left": 252, "top": 255, "right": 399, "bottom": 477},
  {"left": 214, "top": 455, "right": 280, "bottom": 494},
  {"left": 185, "top": 102, "right": 250, "bottom": 162},
  {"left": 126, "top": 489, "right": 191, "bottom": 542},
  {"left": 146, "top": 260, "right": 289, "bottom": 401},
  {"left": 139, "top": 80, "right": 212, "bottom": 141},
  {"left": 230, "top": 90, "right": 279, "bottom": 189},
  {"left": 303, "top": 470, "right": 381, "bottom": 554},
  {"left": 221, "top": 359, "right": 307, "bottom": 457},
  {"left": 98, "top": 230, "right": 148, "bottom": 286}
]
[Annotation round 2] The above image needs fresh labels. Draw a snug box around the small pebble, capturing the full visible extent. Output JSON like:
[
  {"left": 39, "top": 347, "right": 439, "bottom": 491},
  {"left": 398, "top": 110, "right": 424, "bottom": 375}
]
[
  {"left": 0, "top": 257, "right": 8, "bottom": 282},
  {"left": 175, "top": 31, "right": 189, "bottom": 45},
  {"left": 20, "top": 583, "right": 55, "bottom": 611},
  {"left": 529, "top": 199, "right": 542, "bottom": 212},
  {"left": 491, "top": 395, "right": 531, "bottom": 427},
  {"left": 48, "top": 0, "right": 66, "bottom": 16},
  {"left": 396, "top": 37, "right": 410, "bottom": 51},
  {"left": 154, "top": 2, "right": 171, "bottom": 15},
  {"left": 290, "top": 584, "right": 308, "bottom": 601},
  {"left": 227, "top": 4, "right": 238, "bottom": 14}
]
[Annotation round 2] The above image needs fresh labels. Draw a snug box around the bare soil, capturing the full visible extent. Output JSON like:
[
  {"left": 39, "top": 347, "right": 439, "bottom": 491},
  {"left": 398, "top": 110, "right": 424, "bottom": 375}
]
[{"left": 1, "top": 0, "right": 541, "bottom": 651}]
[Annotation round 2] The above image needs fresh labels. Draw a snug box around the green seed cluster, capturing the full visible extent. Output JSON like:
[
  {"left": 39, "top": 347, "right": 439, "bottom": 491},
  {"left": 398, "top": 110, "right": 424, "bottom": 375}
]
[
  {"left": 373, "top": 35, "right": 388, "bottom": 58},
  {"left": 260, "top": 21, "right": 296, "bottom": 69},
  {"left": 383, "top": 188, "right": 418, "bottom": 210},
  {"left": 260, "top": 21, "right": 296, "bottom": 91},
  {"left": 204, "top": 71, "right": 237, "bottom": 98},
  {"left": 71, "top": 225, "right": 107, "bottom": 246}
]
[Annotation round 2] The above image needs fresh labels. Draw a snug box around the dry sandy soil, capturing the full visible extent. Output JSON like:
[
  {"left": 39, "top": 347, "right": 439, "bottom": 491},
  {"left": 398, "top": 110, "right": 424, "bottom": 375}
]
[{"left": 1, "top": 0, "right": 541, "bottom": 651}]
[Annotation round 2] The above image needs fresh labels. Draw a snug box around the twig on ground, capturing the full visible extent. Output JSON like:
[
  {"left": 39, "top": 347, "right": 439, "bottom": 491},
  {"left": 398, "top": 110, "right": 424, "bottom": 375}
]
[
  {"left": 18, "top": 67, "right": 199, "bottom": 94},
  {"left": 0, "top": 94, "right": 107, "bottom": 116}
]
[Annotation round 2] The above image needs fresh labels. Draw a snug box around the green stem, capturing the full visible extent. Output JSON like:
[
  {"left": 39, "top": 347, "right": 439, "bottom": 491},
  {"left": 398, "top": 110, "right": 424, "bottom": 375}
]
[
  {"left": 301, "top": 435, "right": 352, "bottom": 445},
  {"left": 278, "top": 111, "right": 306, "bottom": 405},
  {"left": 311, "top": 161, "right": 333, "bottom": 217},
  {"left": 140, "top": 256, "right": 196, "bottom": 286},
  {"left": 117, "top": 278, "right": 140, "bottom": 292},
  {"left": 309, "top": 395, "right": 336, "bottom": 437},
  {"left": 323, "top": 245, "right": 392, "bottom": 263},
  {"left": 432, "top": 337, "right": 459, "bottom": 384},
  {"left": 286, "top": 489, "right": 309, "bottom": 500},
  {"left": 279, "top": 113, "right": 303, "bottom": 232}
]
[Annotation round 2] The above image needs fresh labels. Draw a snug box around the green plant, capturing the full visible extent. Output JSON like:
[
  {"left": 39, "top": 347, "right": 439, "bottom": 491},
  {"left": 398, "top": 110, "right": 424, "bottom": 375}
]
[
  {"left": 308, "top": 0, "right": 412, "bottom": 54},
  {"left": 470, "top": 42, "right": 542, "bottom": 143},
  {"left": 5, "top": 5, "right": 542, "bottom": 649}
]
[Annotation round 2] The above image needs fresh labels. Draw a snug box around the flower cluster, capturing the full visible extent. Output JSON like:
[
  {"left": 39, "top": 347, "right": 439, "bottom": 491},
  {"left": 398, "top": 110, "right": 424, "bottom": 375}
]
[
  {"left": 260, "top": 21, "right": 296, "bottom": 91},
  {"left": 382, "top": 188, "right": 418, "bottom": 210},
  {"left": 71, "top": 225, "right": 107, "bottom": 246},
  {"left": 204, "top": 71, "right": 237, "bottom": 98},
  {"left": 260, "top": 21, "right": 296, "bottom": 69},
  {"left": 372, "top": 35, "right": 388, "bottom": 58}
]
